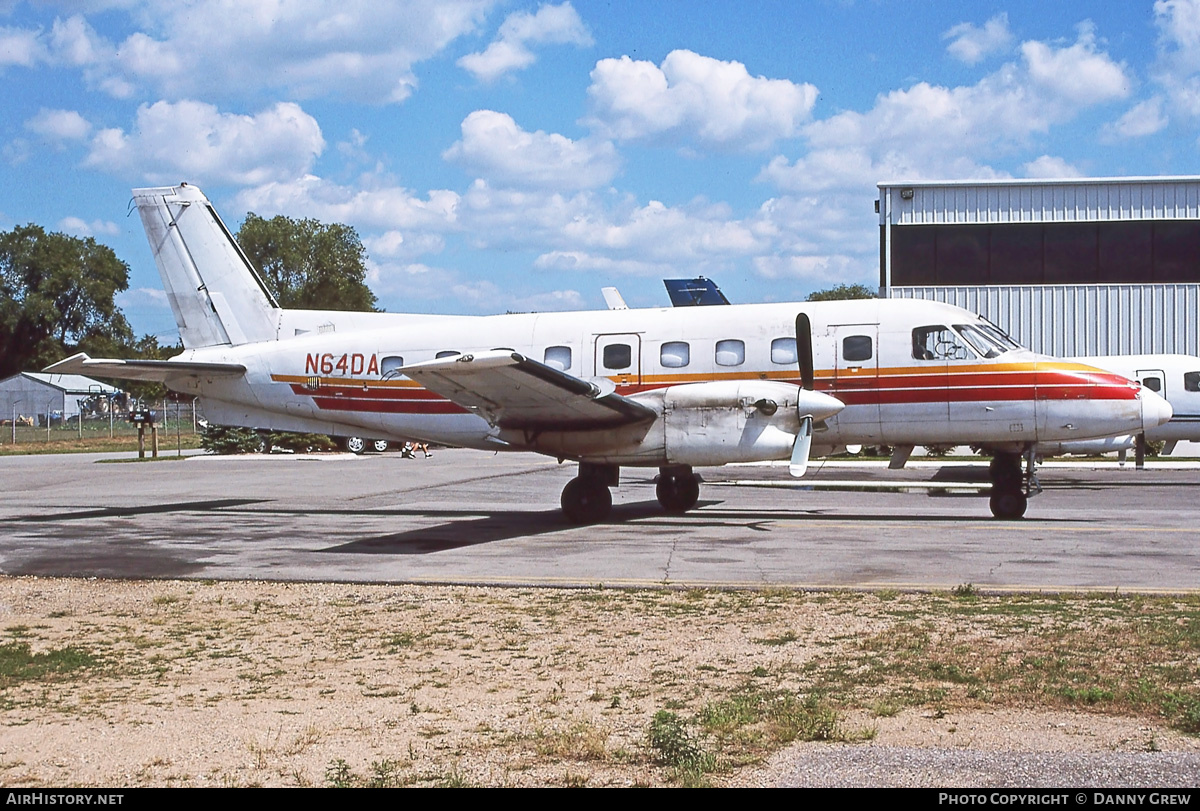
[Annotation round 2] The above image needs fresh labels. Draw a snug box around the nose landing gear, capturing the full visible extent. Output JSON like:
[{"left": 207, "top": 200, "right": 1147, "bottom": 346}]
[{"left": 988, "top": 449, "right": 1040, "bottom": 520}]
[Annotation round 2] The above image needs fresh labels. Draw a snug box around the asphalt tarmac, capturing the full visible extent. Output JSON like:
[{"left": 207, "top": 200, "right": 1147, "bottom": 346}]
[{"left": 1, "top": 448, "right": 1196, "bottom": 592}]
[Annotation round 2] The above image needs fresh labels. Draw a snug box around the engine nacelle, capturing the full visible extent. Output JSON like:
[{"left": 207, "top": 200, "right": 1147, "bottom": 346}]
[
  {"left": 656, "top": 380, "right": 808, "bottom": 466},
  {"left": 516, "top": 380, "right": 843, "bottom": 467}
]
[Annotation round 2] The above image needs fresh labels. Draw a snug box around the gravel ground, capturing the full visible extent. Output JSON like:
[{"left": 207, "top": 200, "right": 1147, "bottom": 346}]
[{"left": 0, "top": 577, "right": 1196, "bottom": 788}]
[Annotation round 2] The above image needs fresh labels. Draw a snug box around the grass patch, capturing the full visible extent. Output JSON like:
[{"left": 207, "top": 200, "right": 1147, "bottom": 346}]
[
  {"left": 0, "top": 642, "right": 100, "bottom": 686},
  {"left": 646, "top": 710, "right": 716, "bottom": 786}
]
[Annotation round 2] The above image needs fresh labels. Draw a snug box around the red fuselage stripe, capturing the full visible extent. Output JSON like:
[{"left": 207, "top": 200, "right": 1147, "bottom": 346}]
[{"left": 278, "top": 366, "right": 1138, "bottom": 416}]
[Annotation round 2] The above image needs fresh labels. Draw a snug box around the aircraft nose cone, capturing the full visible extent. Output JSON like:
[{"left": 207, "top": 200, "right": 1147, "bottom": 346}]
[
  {"left": 798, "top": 389, "right": 845, "bottom": 422},
  {"left": 1141, "top": 388, "right": 1173, "bottom": 432}
]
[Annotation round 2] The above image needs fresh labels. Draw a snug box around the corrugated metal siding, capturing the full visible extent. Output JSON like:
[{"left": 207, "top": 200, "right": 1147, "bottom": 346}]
[
  {"left": 882, "top": 179, "right": 1200, "bottom": 225},
  {"left": 891, "top": 284, "right": 1200, "bottom": 357},
  {"left": 0, "top": 377, "right": 70, "bottom": 420}
]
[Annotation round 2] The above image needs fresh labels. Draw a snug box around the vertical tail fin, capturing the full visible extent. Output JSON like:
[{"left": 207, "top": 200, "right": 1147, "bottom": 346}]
[{"left": 133, "top": 184, "right": 280, "bottom": 348}]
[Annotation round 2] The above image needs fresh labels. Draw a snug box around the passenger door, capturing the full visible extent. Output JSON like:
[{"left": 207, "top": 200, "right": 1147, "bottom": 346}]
[
  {"left": 825, "top": 324, "right": 882, "bottom": 442},
  {"left": 593, "top": 333, "right": 642, "bottom": 388}
]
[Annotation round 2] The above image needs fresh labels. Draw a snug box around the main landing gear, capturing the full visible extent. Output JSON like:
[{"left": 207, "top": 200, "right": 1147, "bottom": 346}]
[
  {"left": 561, "top": 462, "right": 616, "bottom": 524},
  {"left": 656, "top": 465, "right": 700, "bottom": 513},
  {"left": 560, "top": 463, "right": 703, "bottom": 524},
  {"left": 987, "top": 450, "right": 1041, "bottom": 520}
]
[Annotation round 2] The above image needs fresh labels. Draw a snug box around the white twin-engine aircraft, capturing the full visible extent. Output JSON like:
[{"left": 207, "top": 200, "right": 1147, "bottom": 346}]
[{"left": 48, "top": 184, "right": 1172, "bottom": 522}]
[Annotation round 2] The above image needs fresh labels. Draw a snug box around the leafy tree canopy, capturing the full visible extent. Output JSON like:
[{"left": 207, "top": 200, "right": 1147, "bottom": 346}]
[
  {"left": 236, "top": 213, "right": 378, "bottom": 311},
  {"left": 0, "top": 224, "right": 133, "bottom": 379},
  {"left": 806, "top": 283, "right": 877, "bottom": 302}
]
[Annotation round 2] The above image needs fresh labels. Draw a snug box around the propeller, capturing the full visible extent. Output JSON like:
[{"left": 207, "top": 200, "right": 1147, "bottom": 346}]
[
  {"left": 790, "top": 415, "right": 814, "bottom": 477},
  {"left": 789, "top": 312, "right": 830, "bottom": 478}
]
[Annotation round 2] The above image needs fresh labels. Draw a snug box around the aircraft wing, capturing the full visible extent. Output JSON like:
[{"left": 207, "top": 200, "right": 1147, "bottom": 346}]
[
  {"left": 44, "top": 352, "right": 247, "bottom": 383},
  {"left": 398, "top": 350, "right": 656, "bottom": 431}
]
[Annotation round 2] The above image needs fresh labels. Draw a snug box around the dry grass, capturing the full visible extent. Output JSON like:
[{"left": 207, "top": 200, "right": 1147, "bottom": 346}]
[{"left": 0, "top": 577, "right": 1196, "bottom": 787}]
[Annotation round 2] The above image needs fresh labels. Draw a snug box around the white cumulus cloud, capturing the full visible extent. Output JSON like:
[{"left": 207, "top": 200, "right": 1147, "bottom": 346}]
[
  {"left": 1022, "top": 155, "right": 1084, "bottom": 178},
  {"left": 58, "top": 216, "right": 120, "bottom": 236},
  {"left": 944, "top": 13, "right": 1014, "bottom": 65},
  {"left": 84, "top": 100, "right": 325, "bottom": 186},
  {"left": 764, "top": 26, "right": 1131, "bottom": 195},
  {"left": 443, "top": 110, "right": 619, "bottom": 189},
  {"left": 458, "top": 1, "right": 591, "bottom": 82},
  {"left": 585, "top": 49, "right": 819, "bottom": 150},
  {"left": 35, "top": 1, "right": 495, "bottom": 103},
  {"left": 0, "top": 25, "right": 45, "bottom": 67},
  {"left": 25, "top": 108, "right": 92, "bottom": 141},
  {"left": 235, "top": 175, "right": 461, "bottom": 232},
  {"left": 1105, "top": 97, "right": 1169, "bottom": 139},
  {"left": 1022, "top": 23, "right": 1131, "bottom": 106}
]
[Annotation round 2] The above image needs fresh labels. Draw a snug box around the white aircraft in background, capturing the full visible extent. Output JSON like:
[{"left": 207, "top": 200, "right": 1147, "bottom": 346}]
[
  {"left": 48, "top": 184, "right": 1171, "bottom": 522},
  {"left": 1038, "top": 354, "right": 1200, "bottom": 464}
]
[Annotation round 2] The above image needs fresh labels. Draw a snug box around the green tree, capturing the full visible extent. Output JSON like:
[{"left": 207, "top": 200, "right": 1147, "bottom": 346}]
[
  {"left": 806, "top": 283, "right": 877, "bottom": 302},
  {"left": 0, "top": 224, "right": 133, "bottom": 379},
  {"left": 236, "top": 213, "right": 378, "bottom": 311}
]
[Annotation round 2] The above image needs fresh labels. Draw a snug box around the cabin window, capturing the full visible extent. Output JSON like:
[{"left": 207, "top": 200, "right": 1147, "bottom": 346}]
[
  {"left": 436, "top": 350, "right": 460, "bottom": 359},
  {"left": 604, "top": 343, "right": 632, "bottom": 370},
  {"left": 544, "top": 346, "right": 572, "bottom": 371},
  {"left": 660, "top": 341, "right": 690, "bottom": 368},
  {"left": 380, "top": 355, "right": 405, "bottom": 378},
  {"left": 912, "top": 326, "right": 975, "bottom": 361},
  {"left": 715, "top": 339, "right": 745, "bottom": 367},
  {"left": 1142, "top": 376, "right": 1163, "bottom": 393},
  {"left": 771, "top": 337, "right": 797, "bottom": 365},
  {"left": 1186, "top": 372, "right": 1200, "bottom": 392},
  {"left": 842, "top": 335, "right": 872, "bottom": 362}
]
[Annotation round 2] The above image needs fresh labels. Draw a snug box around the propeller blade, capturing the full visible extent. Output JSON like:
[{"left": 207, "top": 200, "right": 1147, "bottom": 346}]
[{"left": 789, "top": 415, "right": 814, "bottom": 477}]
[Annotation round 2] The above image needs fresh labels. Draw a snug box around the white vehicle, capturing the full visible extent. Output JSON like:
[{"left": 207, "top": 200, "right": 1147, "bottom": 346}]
[
  {"left": 48, "top": 184, "right": 1171, "bottom": 521},
  {"left": 340, "top": 436, "right": 390, "bottom": 454}
]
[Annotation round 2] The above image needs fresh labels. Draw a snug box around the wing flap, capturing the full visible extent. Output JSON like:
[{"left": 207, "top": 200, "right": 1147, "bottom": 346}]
[
  {"left": 45, "top": 352, "right": 246, "bottom": 383},
  {"left": 399, "top": 350, "right": 656, "bottom": 430}
]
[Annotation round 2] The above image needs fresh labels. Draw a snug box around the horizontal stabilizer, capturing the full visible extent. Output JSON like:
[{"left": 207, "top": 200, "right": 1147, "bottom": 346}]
[
  {"left": 399, "top": 350, "right": 656, "bottom": 431},
  {"left": 45, "top": 352, "right": 246, "bottom": 383}
]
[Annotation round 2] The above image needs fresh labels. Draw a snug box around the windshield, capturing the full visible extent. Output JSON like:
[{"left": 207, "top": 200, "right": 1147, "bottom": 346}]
[{"left": 955, "top": 323, "right": 1019, "bottom": 358}]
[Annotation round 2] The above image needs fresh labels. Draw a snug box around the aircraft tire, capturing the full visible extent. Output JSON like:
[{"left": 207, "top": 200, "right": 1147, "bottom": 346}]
[
  {"left": 343, "top": 436, "right": 367, "bottom": 454},
  {"left": 656, "top": 474, "right": 700, "bottom": 513},
  {"left": 371, "top": 439, "right": 390, "bottom": 453},
  {"left": 989, "top": 486, "right": 1027, "bottom": 520},
  {"left": 561, "top": 477, "right": 612, "bottom": 524}
]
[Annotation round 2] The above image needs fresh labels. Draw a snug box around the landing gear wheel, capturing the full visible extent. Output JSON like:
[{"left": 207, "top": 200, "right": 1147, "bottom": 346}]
[
  {"left": 656, "top": 473, "right": 700, "bottom": 513},
  {"left": 343, "top": 436, "right": 366, "bottom": 454},
  {"left": 989, "top": 486, "right": 1028, "bottom": 520},
  {"left": 371, "top": 439, "right": 390, "bottom": 453},
  {"left": 561, "top": 477, "right": 613, "bottom": 524}
]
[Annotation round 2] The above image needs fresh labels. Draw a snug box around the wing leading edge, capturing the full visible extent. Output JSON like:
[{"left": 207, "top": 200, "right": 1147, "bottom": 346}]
[
  {"left": 398, "top": 350, "right": 656, "bottom": 431},
  {"left": 44, "top": 352, "right": 247, "bottom": 383}
]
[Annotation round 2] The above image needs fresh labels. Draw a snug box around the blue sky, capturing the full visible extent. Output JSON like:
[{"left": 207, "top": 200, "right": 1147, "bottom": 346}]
[{"left": 1, "top": 1, "right": 1197, "bottom": 341}]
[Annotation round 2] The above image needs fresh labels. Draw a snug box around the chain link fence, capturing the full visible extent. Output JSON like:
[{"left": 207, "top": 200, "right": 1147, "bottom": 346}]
[{"left": 1, "top": 398, "right": 202, "bottom": 447}]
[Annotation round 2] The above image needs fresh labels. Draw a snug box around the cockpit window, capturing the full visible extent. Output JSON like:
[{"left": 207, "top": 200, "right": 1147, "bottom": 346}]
[
  {"left": 1186, "top": 372, "right": 1200, "bottom": 392},
  {"left": 912, "top": 326, "right": 976, "bottom": 361},
  {"left": 955, "top": 324, "right": 1015, "bottom": 359}
]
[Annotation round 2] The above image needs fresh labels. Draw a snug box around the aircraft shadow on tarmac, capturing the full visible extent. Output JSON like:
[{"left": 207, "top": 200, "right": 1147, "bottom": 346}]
[
  {"left": 304, "top": 499, "right": 1071, "bottom": 555},
  {"left": 3, "top": 495, "right": 1080, "bottom": 564},
  {"left": 6, "top": 498, "right": 268, "bottom": 523}
]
